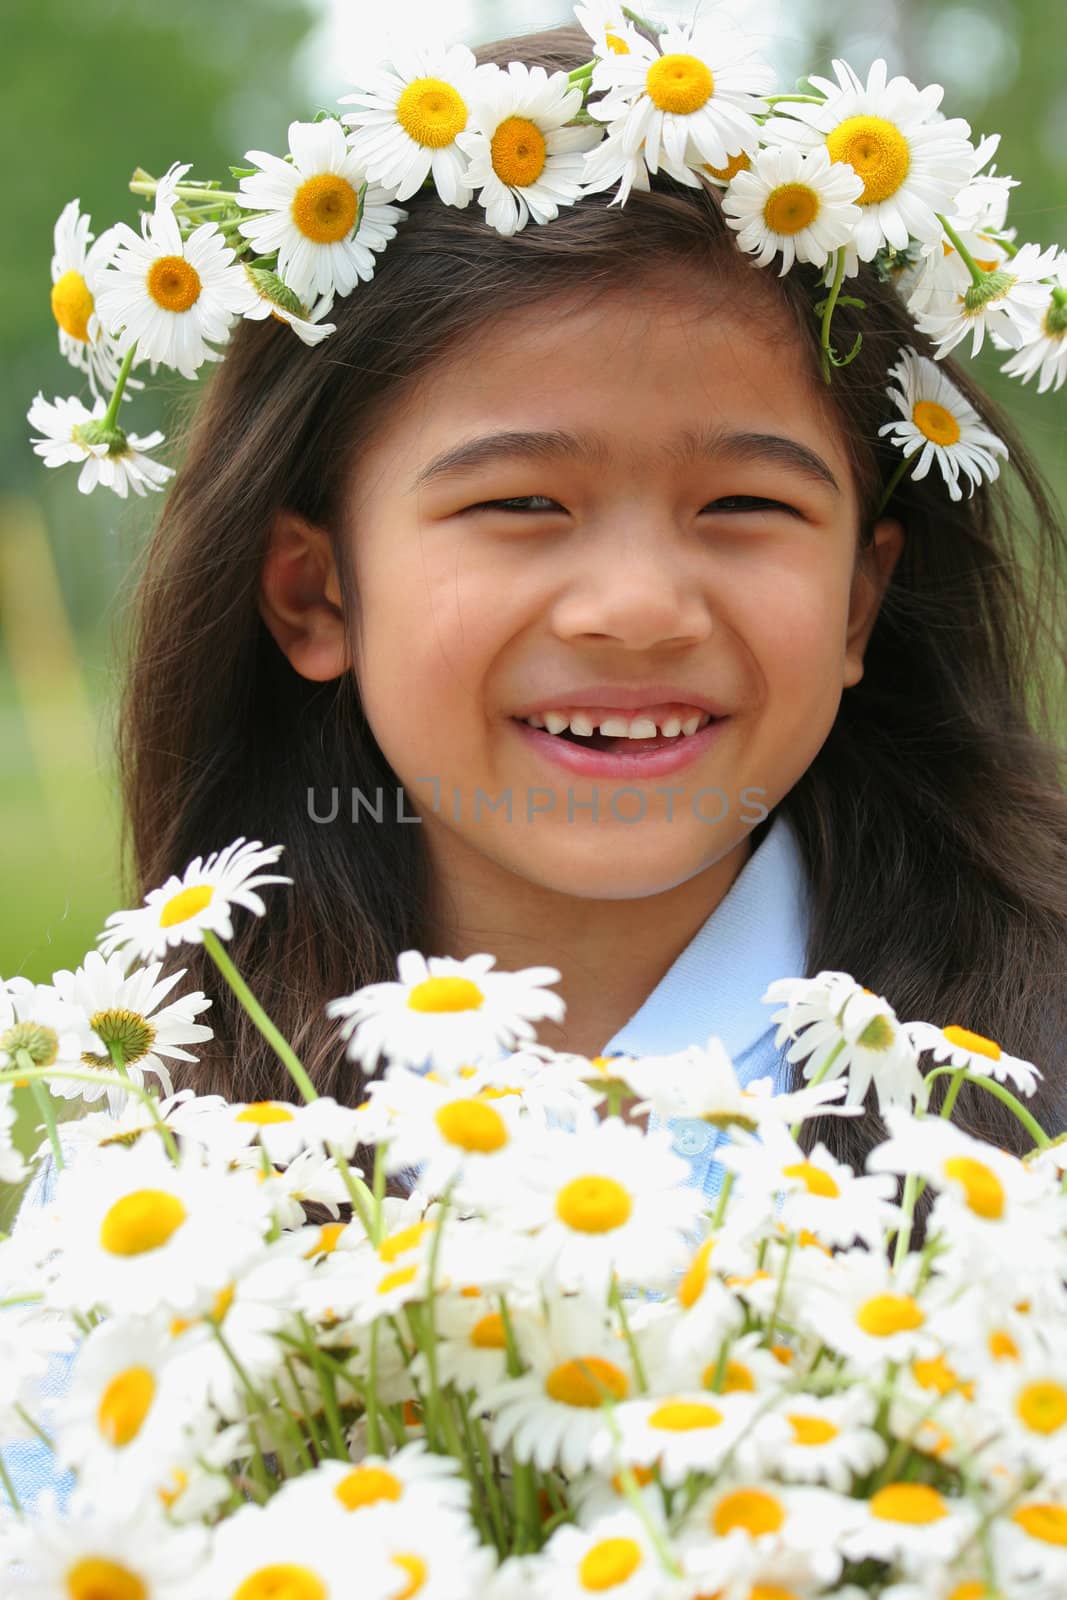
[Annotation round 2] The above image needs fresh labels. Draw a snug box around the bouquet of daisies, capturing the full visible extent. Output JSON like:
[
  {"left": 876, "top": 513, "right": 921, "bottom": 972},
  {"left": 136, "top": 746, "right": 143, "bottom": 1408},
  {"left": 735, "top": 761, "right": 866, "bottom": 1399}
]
[{"left": 2, "top": 838, "right": 1066, "bottom": 1599}]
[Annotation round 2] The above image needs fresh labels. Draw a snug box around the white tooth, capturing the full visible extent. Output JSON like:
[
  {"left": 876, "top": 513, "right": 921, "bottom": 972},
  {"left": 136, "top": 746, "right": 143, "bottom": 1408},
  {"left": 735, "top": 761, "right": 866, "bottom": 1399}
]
[
  {"left": 524, "top": 714, "right": 546, "bottom": 729},
  {"left": 680, "top": 714, "right": 702, "bottom": 736},
  {"left": 660, "top": 717, "right": 682, "bottom": 737},
  {"left": 570, "top": 712, "right": 596, "bottom": 737},
  {"left": 628, "top": 717, "right": 658, "bottom": 739},
  {"left": 598, "top": 717, "right": 630, "bottom": 737},
  {"left": 543, "top": 712, "right": 569, "bottom": 736}
]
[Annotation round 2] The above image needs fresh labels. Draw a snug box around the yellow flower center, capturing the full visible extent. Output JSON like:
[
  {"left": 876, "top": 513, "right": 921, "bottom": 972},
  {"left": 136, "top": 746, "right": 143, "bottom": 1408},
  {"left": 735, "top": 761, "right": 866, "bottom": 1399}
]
[
  {"left": 408, "top": 976, "right": 484, "bottom": 1012},
  {"left": 97, "top": 1366, "right": 156, "bottom": 1447},
  {"left": 434, "top": 1099, "right": 508, "bottom": 1153},
  {"left": 945, "top": 1585, "right": 987, "bottom": 1600},
  {"left": 291, "top": 174, "right": 360, "bottom": 244},
  {"left": 146, "top": 255, "right": 202, "bottom": 314},
  {"left": 470, "top": 1311, "right": 507, "bottom": 1349},
  {"left": 377, "top": 1263, "right": 419, "bottom": 1295},
  {"left": 304, "top": 1222, "right": 347, "bottom": 1258},
  {"left": 704, "top": 152, "right": 751, "bottom": 181},
  {"left": 942, "top": 1155, "right": 1004, "bottom": 1219},
  {"left": 1012, "top": 1503, "right": 1067, "bottom": 1545},
  {"left": 942, "top": 1024, "right": 1001, "bottom": 1060},
  {"left": 378, "top": 1221, "right": 432, "bottom": 1262},
  {"left": 678, "top": 1238, "right": 713, "bottom": 1308},
  {"left": 712, "top": 1487, "right": 785, "bottom": 1538},
  {"left": 857, "top": 1012, "right": 896, "bottom": 1050},
  {"left": 578, "top": 1538, "right": 642, "bottom": 1591},
  {"left": 605, "top": 30, "right": 630, "bottom": 55},
  {"left": 99, "top": 1189, "right": 187, "bottom": 1256},
  {"left": 84, "top": 1008, "right": 156, "bottom": 1070},
  {"left": 158, "top": 1467, "right": 189, "bottom": 1508},
  {"left": 51, "top": 269, "right": 95, "bottom": 342},
  {"left": 825, "top": 114, "right": 911, "bottom": 204},
  {"left": 713, "top": 1359, "right": 755, "bottom": 1394},
  {"left": 855, "top": 1293, "right": 924, "bottom": 1337},
  {"left": 869, "top": 1483, "right": 948, "bottom": 1524},
  {"left": 781, "top": 1160, "right": 839, "bottom": 1198},
  {"left": 67, "top": 1559, "right": 147, "bottom": 1600},
  {"left": 159, "top": 883, "right": 214, "bottom": 928},
  {"left": 749, "top": 1590, "right": 805, "bottom": 1600},
  {"left": 646, "top": 53, "right": 715, "bottom": 116},
  {"left": 648, "top": 1400, "right": 723, "bottom": 1431},
  {"left": 490, "top": 115, "right": 548, "bottom": 187},
  {"left": 1016, "top": 1380, "right": 1067, "bottom": 1435},
  {"left": 763, "top": 183, "right": 820, "bottom": 236},
  {"left": 912, "top": 1354, "right": 972, "bottom": 1398},
  {"left": 334, "top": 1464, "right": 403, "bottom": 1510},
  {"left": 787, "top": 1413, "right": 839, "bottom": 1446},
  {"left": 236, "top": 1101, "right": 297, "bottom": 1125},
  {"left": 396, "top": 77, "right": 468, "bottom": 148},
  {"left": 989, "top": 1328, "right": 1019, "bottom": 1361},
  {"left": 556, "top": 1175, "right": 633, "bottom": 1233},
  {"left": 912, "top": 399, "right": 962, "bottom": 448},
  {"left": 233, "top": 1567, "right": 327, "bottom": 1600},
  {"left": 210, "top": 1283, "right": 235, "bottom": 1324},
  {"left": 545, "top": 1356, "right": 629, "bottom": 1407},
  {"left": 391, "top": 1555, "right": 428, "bottom": 1600}
]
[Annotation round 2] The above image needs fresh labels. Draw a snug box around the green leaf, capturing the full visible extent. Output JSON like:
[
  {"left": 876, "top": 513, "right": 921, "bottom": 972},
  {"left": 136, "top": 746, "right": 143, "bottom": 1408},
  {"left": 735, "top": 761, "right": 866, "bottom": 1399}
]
[{"left": 229, "top": 165, "right": 257, "bottom": 179}]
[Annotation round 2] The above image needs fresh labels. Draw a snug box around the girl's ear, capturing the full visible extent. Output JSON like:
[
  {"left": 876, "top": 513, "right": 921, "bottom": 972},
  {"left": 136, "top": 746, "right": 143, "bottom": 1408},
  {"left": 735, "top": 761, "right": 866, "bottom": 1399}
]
[
  {"left": 843, "top": 517, "right": 905, "bottom": 689},
  {"left": 259, "top": 509, "right": 350, "bottom": 682}
]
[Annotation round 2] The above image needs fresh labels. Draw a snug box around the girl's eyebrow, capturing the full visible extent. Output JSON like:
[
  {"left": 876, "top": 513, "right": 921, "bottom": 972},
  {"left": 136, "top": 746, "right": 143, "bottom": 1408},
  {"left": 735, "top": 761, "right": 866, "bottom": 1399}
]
[{"left": 411, "top": 425, "right": 841, "bottom": 495}]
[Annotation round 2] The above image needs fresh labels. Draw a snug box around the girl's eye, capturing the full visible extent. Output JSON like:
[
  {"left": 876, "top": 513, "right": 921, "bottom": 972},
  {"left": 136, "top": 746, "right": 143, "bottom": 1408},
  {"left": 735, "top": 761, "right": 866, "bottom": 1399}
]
[
  {"left": 469, "top": 495, "right": 565, "bottom": 514},
  {"left": 704, "top": 495, "right": 799, "bottom": 516}
]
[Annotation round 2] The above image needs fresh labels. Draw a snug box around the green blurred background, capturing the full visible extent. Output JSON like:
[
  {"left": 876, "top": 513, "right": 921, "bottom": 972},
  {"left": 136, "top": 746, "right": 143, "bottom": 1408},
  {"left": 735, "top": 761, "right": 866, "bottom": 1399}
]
[{"left": 2, "top": 0, "right": 1065, "bottom": 1201}]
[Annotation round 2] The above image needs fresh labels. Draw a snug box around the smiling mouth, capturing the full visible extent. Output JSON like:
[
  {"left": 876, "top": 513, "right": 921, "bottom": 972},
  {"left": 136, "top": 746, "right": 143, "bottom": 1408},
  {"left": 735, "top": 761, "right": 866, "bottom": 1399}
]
[{"left": 511, "top": 715, "right": 722, "bottom": 754}]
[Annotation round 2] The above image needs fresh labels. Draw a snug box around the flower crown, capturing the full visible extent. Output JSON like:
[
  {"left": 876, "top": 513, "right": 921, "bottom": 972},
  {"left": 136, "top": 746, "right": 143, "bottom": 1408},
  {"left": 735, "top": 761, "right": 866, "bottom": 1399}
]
[{"left": 32, "top": 2, "right": 1067, "bottom": 510}]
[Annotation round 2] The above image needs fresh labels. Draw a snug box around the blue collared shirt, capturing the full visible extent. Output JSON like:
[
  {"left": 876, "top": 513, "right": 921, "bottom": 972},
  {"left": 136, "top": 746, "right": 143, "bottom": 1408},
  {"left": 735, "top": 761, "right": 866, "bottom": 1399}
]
[{"left": 600, "top": 809, "right": 811, "bottom": 1199}]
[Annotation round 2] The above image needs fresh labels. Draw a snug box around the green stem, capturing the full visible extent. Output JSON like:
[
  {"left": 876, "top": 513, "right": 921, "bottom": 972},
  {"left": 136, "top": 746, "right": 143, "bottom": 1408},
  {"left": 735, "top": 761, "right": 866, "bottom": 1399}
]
[
  {"left": 296, "top": 1314, "right": 348, "bottom": 1458},
  {"left": 985, "top": 231, "right": 1018, "bottom": 259},
  {"left": 14, "top": 1405, "right": 54, "bottom": 1451},
  {"left": 366, "top": 1319, "right": 383, "bottom": 1457},
  {"left": 709, "top": 1167, "right": 734, "bottom": 1229},
  {"left": 599, "top": 1405, "right": 683, "bottom": 1578},
  {"left": 201, "top": 930, "right": 318, "bottom": 1102},
  {"left": 766, "top": 1230, "right": 795, "bottom": 1344},
  {"left": 26, "top": 1062, "right": 63, "bottom": 1172},
  {"left": 936, "top": 215, "right": 985, "bottom": 287},
  {"left": 893, "top": 1172, "right": 919, "bottom": 1269},
  {"left": 128, "top": 171, "right": 248, "bottom": 206},
  {"left": 874, "top": 448, "right": 921, "bottom": 521},
  {"left": 567, "top": 58, "right": 596, "bottom": 81},
  {"left": 101, "top": 345, "right": 137, "bottom": 431},
  {"left": 0, "top": 1453, "right": 23, "bottom": 1517},
  {"left": 326, "top": 1141, "right": 377, "bottom": 1242},
  {"left": 938, "top": 1067, "right": 966, "bottom": 1122},
  {"left": 609, "top": 1279, "right": 649, "bottom": 1393},
  {"left": 621, "top": 5, "right": 662, "bottom": 32},
  {"left": 819, "top": 247, "right": 848, "bottom": 384},
  {"left": 923, "top": 1066, "right": 1050, "bottom": 1149},
  {"left": 107, "top": 1041, "right": 130, "bottom": 1081},
  {"left": 789, "top": 1037, "right": 848, "bottom": 1140},
  {"left": 765, "top": 93, "right": 822, "bottom": 103}
]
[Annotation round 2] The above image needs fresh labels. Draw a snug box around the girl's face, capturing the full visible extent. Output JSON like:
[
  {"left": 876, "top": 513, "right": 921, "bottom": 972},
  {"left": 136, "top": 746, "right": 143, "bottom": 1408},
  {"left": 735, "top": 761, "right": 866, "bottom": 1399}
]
[{"left": 341, "top": 269, "right": 899, "bottom": 904}]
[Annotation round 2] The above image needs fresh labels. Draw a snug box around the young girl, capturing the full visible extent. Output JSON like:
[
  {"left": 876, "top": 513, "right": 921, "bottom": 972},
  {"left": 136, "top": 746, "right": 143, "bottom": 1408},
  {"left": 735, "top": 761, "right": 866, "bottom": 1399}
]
[{"left": 109, "top": 21, "right": 1067, "bottom": 1180}]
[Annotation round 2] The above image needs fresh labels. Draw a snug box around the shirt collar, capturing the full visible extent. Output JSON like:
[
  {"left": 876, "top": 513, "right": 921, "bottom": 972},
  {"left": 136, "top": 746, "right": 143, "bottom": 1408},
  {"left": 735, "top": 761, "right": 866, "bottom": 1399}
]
[{"left": 599, "top": 811, "right": 811, "bottom": 1061}]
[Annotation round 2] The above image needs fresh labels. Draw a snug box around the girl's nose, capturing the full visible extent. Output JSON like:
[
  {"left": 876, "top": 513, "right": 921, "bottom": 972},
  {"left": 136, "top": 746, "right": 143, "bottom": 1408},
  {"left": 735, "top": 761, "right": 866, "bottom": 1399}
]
[{"left": 547, "top": 536, "right": 715, "bottom": 651}]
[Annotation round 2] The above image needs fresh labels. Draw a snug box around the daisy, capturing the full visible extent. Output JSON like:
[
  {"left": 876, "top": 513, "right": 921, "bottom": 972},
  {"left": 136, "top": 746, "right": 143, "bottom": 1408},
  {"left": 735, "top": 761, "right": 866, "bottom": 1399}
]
[
  {"left": 539, "top": 1509, "right": 672, "bottom": 1600},
  {"left": 592, "top": 1390, "right": 787, "bottom": 1486},
  {"left": 766, "top": 971, "right": 924, "bottom": 1113},
  {"left": 589, "top": 20, "right": 774, "bottom": 178},
  {"left": 765, "top": 58, "right": 976, "bottom": 259},
  {"left": 617, "top": 1034, "right": 857, "bottom": 1132},
  {"left": 94, "top": 161, "right": 260, "bottom": 380},
  {"left": 237, "top": 119, "right": 407, "bottom": 301},
  {"left": 48, "top": 949, "right": 212, "bottom": 1114},
  {"left": 878, "top": 348, "right": 1008, "bottom": 503},
  {"left": 3, "top": 1495, "right": 208, "bottom": 1598},
  {"left": 56, "top": 1315, "right": 209, "bottom": 1500},
  {"left": 482, "top": 1295, "right": 640, "bottom": 1477},
  {"left": 457, "top": 62, "right": 602, "bottom": 236},
  {"left": 720, "top": 1122, "right": 900, "bottom": 1249},
  {"left": 199, "top": 1491, "right": 391, "bottom": 1600},
  {"left": 977, "top": 1347, "right": 1067, "bottom": 1475},
  {"left": 799, "top": 1248, "right": 963, "bottom": 1372},
  {"left": 579, "top": 130, "right": 657, "bottom": 206},
  {"left": 951, "top": 132, "right": 1017, "bottom": 234},
  {"left": 0, "top": 974, "right": 101, "bottom": 1079},
  {"left": 574, "top": 2, "right": 643, "bottom": 68},
  {"left": 722, "top": 143, "right": 864, "bottom": 274},
  {"left": 241, "top": 265, "right": 338, "bottom": 346},
  {"left": 363, "top": 1065, "right": 524, "bottom": 1191},
  {"left": 287, "top": 1440, "right": 470, "bottom": 1522},
  {"left": 44, "top": 1142, "right": 270, "bottom": 1317},
  {"left": 183, "top": 1095, "right": 339, "bottom": 1167},
  {"left": 340, "top": 40, "right": 497, "bottom": 206},
  {"left": 49, "top": 199, "right": 135, "bottom": 401},
  {"left": 26, "top": 391, "right": 174, "bottom": 498},
  {"left": 680, "top": 1479, "right": 858, "bottom": 1568},
  {"left": 326, "top": 948, "right": 563, "bottom": 1075},
  {"left": 906, "top": 1018, "right": 1042, "bottom": 1098},
  {"left": 994, "top": 1495, "right": 1067, "bottom": 1590},
  {"left": 914, "top": 239, "right": 1060, "bottom": 359},
  {"left": 480, "top": 1116, "right": 703, "bottom": 1294},
  {"left": 840, "top": 1480, "right": 978, "bottom": 1572},
  {"left": 772, "top": 1389, "right": 888, "bottom": 1492},
  {"left": 411, "top": 1283, "right": 513, "bottom": 1394},
  {"left": 98, "top": 836, "right": 291, "bottom": 962},
  {"left": 1001, "top": 258, "right": 1067, "bottom": 394}
]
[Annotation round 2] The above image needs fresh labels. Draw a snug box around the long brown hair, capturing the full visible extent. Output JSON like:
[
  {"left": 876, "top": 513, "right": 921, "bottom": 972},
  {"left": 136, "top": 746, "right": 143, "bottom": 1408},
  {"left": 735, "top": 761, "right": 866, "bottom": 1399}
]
[{"left": 116, "top": 24, "right": 1067, "bottom": 1171}]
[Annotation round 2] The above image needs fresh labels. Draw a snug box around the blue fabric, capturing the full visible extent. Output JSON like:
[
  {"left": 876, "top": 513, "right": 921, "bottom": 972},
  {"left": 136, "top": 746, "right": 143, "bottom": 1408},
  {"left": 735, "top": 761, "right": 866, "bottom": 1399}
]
[
  {"left": 599, "top": 809, "right": 811, "bottom": 1200},
  {"left": 1, "top": 810, "right": 811, "bottom": 1513}
]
